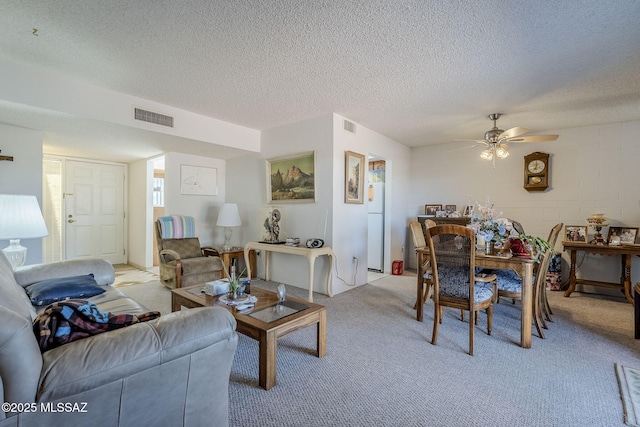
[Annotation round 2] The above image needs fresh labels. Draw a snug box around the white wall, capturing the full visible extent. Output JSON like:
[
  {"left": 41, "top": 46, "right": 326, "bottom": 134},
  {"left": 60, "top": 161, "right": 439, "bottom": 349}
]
[
  {"left": 230, "top": 114, "right": 334, "bottom": 293},
  {"left": 128, "top": 158, "right": 153, "bottom": 269},
  {"left": 408, "top": 119, "right": 640, "bottom": 293},
  {"left": 163, "top": 152, "right": 227, "bottom": 247},
  {"left": 331, "top": 114, "right": 412, "bottom": 294},
  {"left": 226, "top": 113, "right": 412, "bottom": 296},
  {"left": 0, "top": 125, "right": 45, "bottom": 264},
  {"left": 0, "top": 59, "right": 260, "bottom": 153}
]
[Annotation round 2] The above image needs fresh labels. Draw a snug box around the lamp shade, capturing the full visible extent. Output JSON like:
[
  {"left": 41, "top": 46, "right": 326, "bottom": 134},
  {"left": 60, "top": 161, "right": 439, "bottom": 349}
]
[
  {"left": 216, "top": 203, "right": 241, "bottom": 227},
  {"left": 0, "top": 194, "right": 49, "bottom": 239}
]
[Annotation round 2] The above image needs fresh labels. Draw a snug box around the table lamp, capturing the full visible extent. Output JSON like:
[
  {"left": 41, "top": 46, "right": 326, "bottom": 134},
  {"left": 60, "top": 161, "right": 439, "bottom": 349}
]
[
  {"left": 216, "top": 203, "right": 241, "bottom": 252},
  {"left": 0, "top": 194, "right": 49, "bottom": 269},
  {"left": 586, "top": 213, "right": 608, "bottom": 245}
]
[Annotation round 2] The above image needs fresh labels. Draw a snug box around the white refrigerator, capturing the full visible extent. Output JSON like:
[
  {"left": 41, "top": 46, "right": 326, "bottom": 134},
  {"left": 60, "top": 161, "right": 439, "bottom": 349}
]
[{"left": 367, "top": 182, "right": 384, "bottom": 272}]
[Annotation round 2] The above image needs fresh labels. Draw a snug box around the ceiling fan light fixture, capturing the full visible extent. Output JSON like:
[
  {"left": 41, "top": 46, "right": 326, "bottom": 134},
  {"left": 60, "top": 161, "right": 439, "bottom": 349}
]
[
  {"left": 480, "top": 149, "right": 493, "bottom": 161},
  {"left": 470, "top": 113, "right": 557, "bottom": 167},
  {"left": 484, "top": 128, "right": 503, "bottom": 143},
  {"left": 496, "top": 145, "right": 510, "bottom": 159}
]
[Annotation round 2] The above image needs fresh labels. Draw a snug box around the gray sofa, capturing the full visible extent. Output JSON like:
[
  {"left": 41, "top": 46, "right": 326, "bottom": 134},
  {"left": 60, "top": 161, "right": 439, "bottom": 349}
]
[{"left": 0, "top": 252, "right": 238, "bottom": 427}]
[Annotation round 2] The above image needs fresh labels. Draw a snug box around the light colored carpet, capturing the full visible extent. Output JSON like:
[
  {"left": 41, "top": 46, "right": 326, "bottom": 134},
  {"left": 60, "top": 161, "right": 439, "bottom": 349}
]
[
  {"left": 616, "top": 363, "right": 640, "bottom": 426},
  {"left": 117, "top": 271, "right": 640, "bottom": 426}
]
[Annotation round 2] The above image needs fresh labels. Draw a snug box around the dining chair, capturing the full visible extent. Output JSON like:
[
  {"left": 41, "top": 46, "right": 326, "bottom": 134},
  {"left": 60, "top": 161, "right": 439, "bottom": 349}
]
[
  {"left": 541, "top": 223, "right": 563, "bottom": 322},
  {"left": 426, "top": 224, "right": 497, "bottom": 356},
  {"left": 494, "top": 224, "right": 562, "bottom": 338},
  {"left": 410, "top": 219, "right": 435, "bottom": 309}
]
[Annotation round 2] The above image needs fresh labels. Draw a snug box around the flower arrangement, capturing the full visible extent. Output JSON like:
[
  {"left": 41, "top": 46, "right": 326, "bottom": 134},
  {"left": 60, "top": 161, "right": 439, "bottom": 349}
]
[
  {"left": 508, "top": 234, "right": 553, "bottom": 263},
  {"left": 467, "top": 202, "right": 512, "bottom": 244},
  {"left": 466, "top": 201, "right": 553, "bottom": 262}
]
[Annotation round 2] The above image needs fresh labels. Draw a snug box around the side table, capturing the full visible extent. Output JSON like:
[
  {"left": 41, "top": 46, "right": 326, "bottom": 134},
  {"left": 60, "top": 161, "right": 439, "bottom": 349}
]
[
  {"left": 562, "top": 241, "right": 640, "bottom": 304},
  {"left": 221, "top": 247, "right": 256, "bottom": 278}
]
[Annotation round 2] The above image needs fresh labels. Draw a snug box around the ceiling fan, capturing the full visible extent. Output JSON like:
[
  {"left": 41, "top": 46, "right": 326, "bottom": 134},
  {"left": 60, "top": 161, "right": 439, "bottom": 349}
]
[{"left": 466, "top": 113, "right": 558, "bottom": 167}]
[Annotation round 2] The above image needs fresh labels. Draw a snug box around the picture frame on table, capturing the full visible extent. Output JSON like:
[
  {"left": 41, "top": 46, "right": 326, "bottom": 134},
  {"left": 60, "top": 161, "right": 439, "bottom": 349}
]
[
  {"left": 444, "top": 204, "right": 456, "bottom": 215},
  {"left": 607, "top": 227, "right": 639, "bottom": 245},
  {"left": 435, "top": 210, "right": 447, "bottom": 218},
  {"left": 266, "top": 151, "right": 316, "bottom": 203},
  {"left": 424, "top": 204, "right": 442, "bottom": 217},
  {"left": 564, "top": 225, "right": 587, "bottom": 242},
  {"left": 463, "top": 205, "right": 474, "bottom": 217},
  {"left": 345, "top": 150, "right": 365, "bottom": 204}
]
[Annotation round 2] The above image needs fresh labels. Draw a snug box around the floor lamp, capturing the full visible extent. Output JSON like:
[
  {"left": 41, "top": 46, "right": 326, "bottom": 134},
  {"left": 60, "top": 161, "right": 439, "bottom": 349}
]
[{"left": 0, "top": 194, "right": 49, "bottom": 269}]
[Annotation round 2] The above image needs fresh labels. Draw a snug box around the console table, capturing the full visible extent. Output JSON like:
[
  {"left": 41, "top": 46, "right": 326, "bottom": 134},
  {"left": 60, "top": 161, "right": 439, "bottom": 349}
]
[
  {"left": 563, "top": 241, "right": 640, "bottom": 304},
  {"left": 244, "top": 242, "right": 335, "bottom": 302}
]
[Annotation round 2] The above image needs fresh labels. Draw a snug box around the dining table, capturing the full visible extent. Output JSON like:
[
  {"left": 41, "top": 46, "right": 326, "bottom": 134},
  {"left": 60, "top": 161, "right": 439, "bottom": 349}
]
[{"left": 415, "top": 247, "right": 536, "bottom": 348}]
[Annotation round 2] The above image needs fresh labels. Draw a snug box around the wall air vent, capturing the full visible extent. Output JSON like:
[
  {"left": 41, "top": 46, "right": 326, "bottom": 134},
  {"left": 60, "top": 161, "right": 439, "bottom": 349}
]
[
  {"left": 343, "top": 119, "right": 356, "bottom": 134},
  {"left": 134, "top": 108, "right": 174, "bottom": 128}
]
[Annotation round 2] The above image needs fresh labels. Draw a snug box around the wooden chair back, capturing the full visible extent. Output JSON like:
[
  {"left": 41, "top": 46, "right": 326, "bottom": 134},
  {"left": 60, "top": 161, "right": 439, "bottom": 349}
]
[
  {"left": 409, "top": 220, "right": 427, "bottom": 248},
  {"left": 426, "top": 224, "right": 494, "bottom": 355}
]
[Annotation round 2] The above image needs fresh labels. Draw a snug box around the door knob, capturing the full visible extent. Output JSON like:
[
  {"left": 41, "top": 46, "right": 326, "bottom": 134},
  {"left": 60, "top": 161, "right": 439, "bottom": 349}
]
[{"left": 68, "top": 219, "right": 76, "bottom": 223}]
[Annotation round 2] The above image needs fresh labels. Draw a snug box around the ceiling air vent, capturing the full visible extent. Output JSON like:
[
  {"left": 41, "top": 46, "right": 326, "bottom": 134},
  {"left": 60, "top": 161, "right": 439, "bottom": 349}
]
[
  {"left": 343, "top": 119, "right": 356, "bottom": 134},
  {"left": 134, "top": 108, "right": 174, "bottom": 128}
]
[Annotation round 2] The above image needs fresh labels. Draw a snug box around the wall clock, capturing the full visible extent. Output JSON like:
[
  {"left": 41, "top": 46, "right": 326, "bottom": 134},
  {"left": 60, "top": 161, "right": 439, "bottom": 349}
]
[{"left": 524, "top": 152, "right": 549, "bottom": 192}]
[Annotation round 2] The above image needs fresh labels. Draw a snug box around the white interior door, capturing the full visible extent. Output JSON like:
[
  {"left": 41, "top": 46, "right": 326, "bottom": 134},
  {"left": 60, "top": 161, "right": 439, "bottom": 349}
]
[{"left": 65, "top": 160, "right": 125, "bottom": 264}]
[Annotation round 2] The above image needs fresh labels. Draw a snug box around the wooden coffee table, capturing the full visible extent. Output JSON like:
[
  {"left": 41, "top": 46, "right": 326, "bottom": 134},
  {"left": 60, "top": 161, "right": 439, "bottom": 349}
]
[{"left": 171, "top": 285, "right": 327, "bottom": 390}]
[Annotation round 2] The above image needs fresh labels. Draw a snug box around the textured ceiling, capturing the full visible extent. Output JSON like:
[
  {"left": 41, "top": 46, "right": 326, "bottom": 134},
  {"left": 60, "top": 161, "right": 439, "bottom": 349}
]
[{"left": 1, "top": 0, "right": 640, "bottom": 161}]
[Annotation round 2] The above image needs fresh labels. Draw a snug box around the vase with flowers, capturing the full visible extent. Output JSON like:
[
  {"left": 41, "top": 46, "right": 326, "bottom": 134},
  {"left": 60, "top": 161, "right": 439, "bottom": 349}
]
[{"left": 467, "top": 202, "right": 512, "bottom": 254}]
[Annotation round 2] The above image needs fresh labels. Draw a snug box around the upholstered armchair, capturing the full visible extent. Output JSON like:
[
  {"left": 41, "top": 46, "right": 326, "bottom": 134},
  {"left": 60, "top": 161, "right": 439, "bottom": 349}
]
[{"left": 155, "top": 215, "right": 225, "bottom": 289}]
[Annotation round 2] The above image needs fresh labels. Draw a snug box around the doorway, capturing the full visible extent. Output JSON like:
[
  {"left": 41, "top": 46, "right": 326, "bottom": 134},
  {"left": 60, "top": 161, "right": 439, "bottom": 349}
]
[
  {"left": 42, "top": 157, "right": 126, "bottom": 264},
  {"left": 151, "top": 156, "right": 165, "bottom": 266},
  {"left": 64, "top": 160, "right": 126, "bottom": 263},
  {"left": 367, "top": 157, "right": 386, "bottom": 278}
]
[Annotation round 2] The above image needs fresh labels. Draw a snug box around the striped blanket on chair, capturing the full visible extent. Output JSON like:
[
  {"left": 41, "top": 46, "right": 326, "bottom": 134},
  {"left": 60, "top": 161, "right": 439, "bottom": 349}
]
[{"left": 158, "top": 215, "right": 197, "bottom": 239}]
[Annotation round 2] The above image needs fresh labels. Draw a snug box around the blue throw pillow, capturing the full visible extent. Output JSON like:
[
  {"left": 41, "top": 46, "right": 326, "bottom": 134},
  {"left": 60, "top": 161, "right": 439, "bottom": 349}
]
[{"left": 26, "top": 274, "right": 106, "bottom": 306}]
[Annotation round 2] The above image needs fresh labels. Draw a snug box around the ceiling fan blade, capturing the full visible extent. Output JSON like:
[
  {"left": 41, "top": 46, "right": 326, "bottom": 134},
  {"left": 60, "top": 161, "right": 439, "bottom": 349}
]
[
  {"left": 448, "top": 143, "right": 484, "bottom": 152},
  {"left": 508, "top": 134, "right": 559, "bottom": 143},
  {"left": 499, "top": 126, "right": 529, "bottom": 140},
  {"left": 454, "top": 139, "right": 489, "bottom": 145}
]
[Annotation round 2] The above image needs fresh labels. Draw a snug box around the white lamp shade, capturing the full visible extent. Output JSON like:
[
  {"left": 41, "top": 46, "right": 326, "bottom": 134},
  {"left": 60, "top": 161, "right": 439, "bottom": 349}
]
[
  {"left": 216, "top": 203, "right": 241, "bottom": 227},
  {"left": 0, "top": 194, "right": 49, "bottom": 239}
]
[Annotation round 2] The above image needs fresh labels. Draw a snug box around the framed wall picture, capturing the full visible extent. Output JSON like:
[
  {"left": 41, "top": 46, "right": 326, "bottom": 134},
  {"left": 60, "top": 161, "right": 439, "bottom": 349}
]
[
  {"left": 424, "top": 204, "right": 442, "bottom": 217},
  {"left": 180, "top": 165, "right": 218, "bottom": 195},
  {"left": 345, "top": 150, "right": 365, "bottom": 204},
  {"left": 564, "top": 225, "right": 588, "bottom": 242},
  {"left": 266, "top": 151, "right": 315, "bottom": 203},
  {"left": 607, "top": 227, "right": 639, "bottom": 245}
]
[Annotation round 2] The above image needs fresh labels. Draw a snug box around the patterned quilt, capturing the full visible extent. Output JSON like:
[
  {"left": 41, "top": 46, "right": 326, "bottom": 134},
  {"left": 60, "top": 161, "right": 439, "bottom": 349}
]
[{"left": 33, "top": 299, "right": 160, "bottom": 352}]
